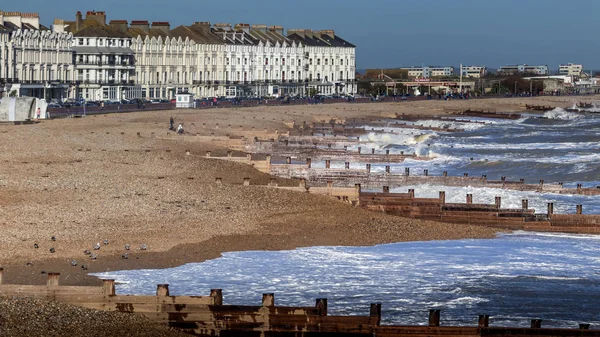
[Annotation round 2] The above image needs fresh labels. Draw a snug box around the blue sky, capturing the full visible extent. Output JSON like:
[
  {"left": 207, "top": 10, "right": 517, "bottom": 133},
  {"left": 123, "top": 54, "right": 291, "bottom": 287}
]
[{"left": 5, "top": 0, "right": 599, "bottom": 69}]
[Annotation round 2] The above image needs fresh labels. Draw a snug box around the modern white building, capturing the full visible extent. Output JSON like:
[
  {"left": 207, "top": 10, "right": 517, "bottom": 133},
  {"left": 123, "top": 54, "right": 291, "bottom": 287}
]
[
  {"left": 400, "top": 66, "right": 454, "bottom": 78},
  {"left": 461, "top": 66, "right": 487, "bottom": 78},
  {"left": 558, "top": 63, "right": 583, "bottom": 77},
  {"left": 497, "top": 64, "right": 548, "bottom": 76},
  {"left": 0, "top": 10, "right": 74, "bottom": 100}
]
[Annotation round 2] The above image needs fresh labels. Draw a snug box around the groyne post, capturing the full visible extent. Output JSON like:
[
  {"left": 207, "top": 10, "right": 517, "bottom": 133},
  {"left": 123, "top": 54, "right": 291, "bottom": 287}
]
[
  {"left": 547, "top": 203, "right": 554, "bottom": 216},
  {"left": 408, "top": 189, "right": 415, "bottom": 198},
  {"left": 370, "top": 303, "right": 382, "bottom": 326},
  {"left": 531, "top": 319, "right": 542, "bottom": 328},
  {"left": 478, "top": 315, "right": 490, "bottom": 328},
  {"left": 262, "top": 293, "right": 275, "bottom": 307},
  {"left": 580, "top": 324, "right": 591, "bottom": 330},
  {"left": 386, "top": 150, "right": 390, "bottom": 155},
  {"left": 156, "top": 284, "right": 170, "bottom": 297},
  {"left": 299, "top": 179, "right": 307, "bottom": 189},
  {"left": 464, "top": 173, "right": 469, "bottom": 177},
  {"left": 345, "top": 162, "right": 350, "bottom": 169},
  {"left": 326, "top": 160, "right": 331, "bottom": 169},
  {"left": 327, "top": 180, "right": 333, "bottom": 189},
  {"left": 522, "top": 199, "right": 529, "bottom": 210},
  {"left": 366, "top": 164, "right": 371, "bottom": 173},
  {"left": 47, "top": 273, "right": 60, "bottom": 287},
  {"left": 466, "top": 194, "right": 473, "bottom": 204},
  {"left": 439, "top": 191, "right": 446, "bottom": 204},
  {"left": 266, "top": 155, "right": 271, "bottom": 164},
  {"left": 227, "top": 151, "right": 232, "bottom": 158},
  {"left": 102, "top": 279, "right": 116, "bottom": 296},
  {"left": 358, "top": 147, "right": 361, "bottom": 154},
  {"left": 405, "top": 168, "right": 410, "bottom": 176},
  {"left": 371, "top": 148, "right": 375, "bottom": 154},
  {"left": 0, "top": 268, "right": 3, "bottom": 285},
  {"left": 385, "top": 166, "right": 390, "bottom": 174},
  {"left": 243, "top": 178, "right": 250, "bottom": 186},
  {"left": 246, "top": 153, "right": 252, "bottom": 160},
  {"left": 286, "top": 157, "right": 291, "bottom": 164},
  {"left": 429, "top": 309, "right": 441, "bottom": 327},
  {"left": 495, "top": 197, "right": 502, "bottom": 209},
  {"left": 315, "top": 298, "right": 328, "bottom": 316},
  {"left": 210, "top": 289, "right": 223, "bottom": 305},
  {"left": 383, "top": 186, "right": 390, "bottom": 193},
  {"left": 443, "top": 171, "right": 448, "bottom": 177},
  {"left": 306, "top": 158, "right": 312, "bottom": 168},
  {"left": 577, "top": 205, "right": 583, "bottom": 215},
  {"left": 215, "top": 177, "right": 223, "bottom": 185}
]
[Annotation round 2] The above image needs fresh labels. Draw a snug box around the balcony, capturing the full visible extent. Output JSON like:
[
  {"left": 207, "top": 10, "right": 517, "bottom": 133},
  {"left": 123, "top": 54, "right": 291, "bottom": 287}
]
[{"left": 193, "top": 80, "right": 203, "bottom": 85}]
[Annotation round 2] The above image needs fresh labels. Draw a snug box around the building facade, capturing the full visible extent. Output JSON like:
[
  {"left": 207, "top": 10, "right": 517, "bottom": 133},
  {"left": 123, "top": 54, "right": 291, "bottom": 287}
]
[
  {"left": 400, "top": 66, "right": 454, "bottom": 78},
  {"left": 497, "top": 64, "right": 548, "bottom": 76},
  {"left": 0, "top": 10, "right": 74, "bottom": 100},
  {"left": 558, "top": 63, "right": 583, "bottom": 77},
  {"left": 461, "top": 66, "right": 487, "bottom": 78}
]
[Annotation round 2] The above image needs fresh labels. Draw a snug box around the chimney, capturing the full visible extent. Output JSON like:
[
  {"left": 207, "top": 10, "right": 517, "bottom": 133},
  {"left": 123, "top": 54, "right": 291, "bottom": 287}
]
[
  {"left": 151, "top": 21, "right": 170, "bottom": 34},
  {"left": 304, "top": 29, "right": 314, "bottom": 39},
  {"left": 3, "top": 12, "right": 23, "bottom": 29},
  {"left": 109, "top": 20, "right": 128, "bottom": 34},
  {"left": 234, "top": 23, "right": 250, "bottom": 33},
  {"left": 213, "top": 23, "right": 232, "bottom": 31},
  {"left": 130, "top": 20, "right": 149, "bottom": 33},
  {"left": 192, "top": 21, "right": 211, "bottom": 32},
  {"left": 76, "top": 11, "right": 83, "bottom": 31},
  {"left": 21, "top": 12, "right": 39, "bottom": 29},
  {"left": 251, "top": 24, "right": 267, "bottom": 33},
  {"left": 287, "top": 29, "right": 305, "bottom": 38},
  {"left": 318, "top": 30, "right": 335, "bottom": 39},
  {"left": 268, "top": 25, "right": 284, "bottom": 36},
  {"left": 0, "top": 11, "right": 4, "bottom": 26},
  {"left": 85, "top": 10, "right": 106, "bottom": 26}
]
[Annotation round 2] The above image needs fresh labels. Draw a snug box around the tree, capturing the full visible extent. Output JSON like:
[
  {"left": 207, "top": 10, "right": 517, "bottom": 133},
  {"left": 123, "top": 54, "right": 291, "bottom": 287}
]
[
  {"left": 308, "top": 88, "right": 318, "bottom": 97},
  {"left": 9, "top": 90, "right": 17, "bottom": 97}
]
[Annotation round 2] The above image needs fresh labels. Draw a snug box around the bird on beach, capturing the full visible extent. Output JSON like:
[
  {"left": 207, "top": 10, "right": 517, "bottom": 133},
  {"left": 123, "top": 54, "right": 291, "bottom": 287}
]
[
  {"left": 84, "top": 249, "right": 91, "bottom": 255},
  {"left": 33, "top": 243, "right": 39, "bottom": 249},
  {"left": 80, "top": 264, "right": 87, "bottom": 271},
  {"left": 90, "top": 253, "right": 97, "bottom": 260},
  {"left": 121, "top": 253, "right": 128, "bottom": 260},
  {"left": 71, "top": 260, "right": 77, "bottom": 267},
  {"left": 49, "top": 248, "right": 55, "bottom": 253},
  {"left": 26, "top": 262, "right": 33, "bottom": 266},
  {"left": 103, "top": 239, "right": 109, "bottom": 245},
  {"left": 93, "top": 242, "right": 101, "bottom": 250},
  {"left": 140, "top": 244, "right": 147, "bottom": 251},
  {"left": 124, "top": 244, "right": 130, "bottom": 251},
  {"left": 41, "top": 270, "right": 46, "bottom": 274},
  {"left": 51, "top": 236, "right": 56, "bottom": 241}
]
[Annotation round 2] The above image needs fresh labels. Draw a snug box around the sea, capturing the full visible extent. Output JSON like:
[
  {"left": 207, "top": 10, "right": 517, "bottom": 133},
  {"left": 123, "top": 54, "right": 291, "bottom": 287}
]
[{"left": 93, "top": 106, "right": 600, "bottom": 328}]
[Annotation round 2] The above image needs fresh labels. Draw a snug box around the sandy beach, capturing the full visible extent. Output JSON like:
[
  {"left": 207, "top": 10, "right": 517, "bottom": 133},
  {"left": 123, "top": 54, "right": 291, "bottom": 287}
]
[{"left": 0, "top": 95, "right": 596, "bottom": 288}]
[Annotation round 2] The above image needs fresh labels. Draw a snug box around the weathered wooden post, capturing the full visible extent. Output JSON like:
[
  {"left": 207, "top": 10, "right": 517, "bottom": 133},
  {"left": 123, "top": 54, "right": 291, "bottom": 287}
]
[
  {"left": 156, "top": 284, "right": 170, "bottom": 297},
  {"left": 495, "top": 196, "right": 501, "bottom": 209},
  {"left": 531, "top": 319, "right": 542, "bottom": 328},
  {"left": 345, "top": 162, "right": 350, "bottom": 169},
  {"left": 385, "top": 165, "right": 390, "bottom": 173},
  {"left": 0, "top": 267, "right": 4, "bottom": 285},
  {"left": 520, "top": 178, "right": 525, "bottom": 183},
  {"left": 327, "top": 180, "right": 333, "bottom": 189},
  {"left": 262, "top": 293, "right": 275, "bottom": 307},
  {"left": 439, "top": 191, "right": 446, "bottom": 204},
  {"left": 269, "top": 178, "right": 277, "bottom": 187},
  {"left": 466, "top": 194, "right": 473, "bottom": 204},
  {"left": 547, "top": 203, "right": 554, "bottom": 216},
  {"left": 424, "top": 169, "right": 428, "bottom": 176},
  {"left": 539, "top": 179, "right": 544, "bottom": 186},
  {"left": 299, "top": 179, "right": 307, "bottom": 189},
  {"left": 355, "top": 184, "right": 361, "bottom": 194},
  {"left": 366, "top": 164, "right": 371, "bottom": 173},
  {"left": 522, "top": 199, "right": 529, "bottom": 210},
  {"left": 227, "top": 150, "right": 233, "bottom": 157},
  {"left": 405, "top": 167, "right": 410, "bottom": 176},
  {"left": 246, "top": 153, "right": 252, "bottom": 160},
  {"left": 579, "top": 324, "right": 591, "bottom": 330},
  {"left": 501, "top": 176, "right": 506, "bottom": 182},
  {"left": 370, "top": 303, "right": 382, "bottom": 326},
  {"left": 478, "top": 315, "right": 490, "bottom": 327},
  {"left": 306, "top": 157, "right": 312, "bottom": 168},
  {"left": 371, "top": 148, "right": 375, "bottom": 154},
  {"left": 315, "top": 298, "right": 328, "bottom": 316},
  {"left": 243, "top": 178, "right": 250, "bottom": 186},
  {"left": 464, "top": 173, "right": 469, "bottom": 177},
  {"left": 383, "top": 186, "right": 390, "bottom": 194},
  {"left": 266, "top": 154, "right": 271, "bottom": 164},
  {"left": 577, "top": 205, "right": 583, "bottom": 215},
  {"left": 326, "top": 160, "right": 331, "bottom": 169},
  {"left": 102, "top": 279, "right": 116, "bottom": 296},
  {"left": 443, "top": 171, "right": 448, "bottom": 177},
  {"left": 386, "top": 149, "right": 390, "bottom": 155},
  {"left": 185, "top": 150, "right": 190, "bottom": 155},
  {"left": 408, "top": 189, "right": 415, "bottom": 198},
  {"left": 210, "top": 289, "right": 223, "bottom": 305},
  {"left": 215, "top": 177, "right": 223, "bottom": 185},
  {"left": 286, "top": 157, "right": 291, "bottom": 164},
  {"left": 358, "top": 147, "right": 361, "bottom": 154},
  {"left": 47, "top": 273, "right": 60, "bottom": 287},
  {"left": 206, "top": 151, "right": 211, "bottom": 158},
  {"left": 429, "top": 309, "right": 441, "bottom": 327}
]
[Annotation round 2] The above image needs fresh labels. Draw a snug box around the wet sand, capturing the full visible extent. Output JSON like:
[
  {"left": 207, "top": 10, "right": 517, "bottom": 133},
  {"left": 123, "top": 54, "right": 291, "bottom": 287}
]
[{"left": 1, "top": 95, "right": 597, "bottom": 287}]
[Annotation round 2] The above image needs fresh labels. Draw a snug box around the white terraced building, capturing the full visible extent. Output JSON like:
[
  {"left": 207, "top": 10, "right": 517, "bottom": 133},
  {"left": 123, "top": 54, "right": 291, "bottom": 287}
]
[{"left": 0, "top": 11, "right": 74, "bottom": 100}]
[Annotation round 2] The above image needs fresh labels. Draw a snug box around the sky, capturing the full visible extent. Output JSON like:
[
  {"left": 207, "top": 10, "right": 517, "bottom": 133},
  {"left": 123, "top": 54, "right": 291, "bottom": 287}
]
[{"left": 4, "top": 0, "right": 600, "bottom": 70}]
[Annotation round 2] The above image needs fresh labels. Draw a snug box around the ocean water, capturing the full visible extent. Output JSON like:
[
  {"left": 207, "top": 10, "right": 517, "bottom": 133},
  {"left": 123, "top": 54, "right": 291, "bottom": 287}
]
[
  {"left": 92, "top": 106, "right": 600, "bottom": 328},
  {"left": 92, "top": 232, "right": 600, "bottom": 328}
]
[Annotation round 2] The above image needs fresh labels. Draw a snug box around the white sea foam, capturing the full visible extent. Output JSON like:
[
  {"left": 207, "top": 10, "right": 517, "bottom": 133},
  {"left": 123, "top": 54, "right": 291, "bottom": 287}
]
[{"left": 543, "top": 108, "right": 583, "bottom": 120}]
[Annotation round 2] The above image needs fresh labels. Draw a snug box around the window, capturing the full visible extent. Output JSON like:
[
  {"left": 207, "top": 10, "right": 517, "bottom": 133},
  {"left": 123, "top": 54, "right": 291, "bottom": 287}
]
[
  {"left": 265, "top": 58, "right": 269, "bottom": 65},
  {"left": 309, "top": 58, "right": 313, "bottom": 65},
  {"left": 325, "top": 59, "right": 328, "bottom": 65},
  {"left": 282, "top": 58, "right": 285, "bottom": 65},
  {"left": 317, "top": 59, "right": 321, "bottom": 65}
]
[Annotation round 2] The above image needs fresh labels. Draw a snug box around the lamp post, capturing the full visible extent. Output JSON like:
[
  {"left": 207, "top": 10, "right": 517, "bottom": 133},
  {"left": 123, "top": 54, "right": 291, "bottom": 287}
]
[{"left": 514, "top": 81, "right": 518, "bottom": 96}]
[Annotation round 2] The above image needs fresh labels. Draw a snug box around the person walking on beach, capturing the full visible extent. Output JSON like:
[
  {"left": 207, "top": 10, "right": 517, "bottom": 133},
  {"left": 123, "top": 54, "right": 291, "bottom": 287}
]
[
  {"left": 36, "top": 107, "right": 41, "bottom": 119},
  {"left": 169, "top": 116, "right": 174, "bottom": 130},
  {"left": 177, "top": 123, "right": 184, "bottom": 135}
]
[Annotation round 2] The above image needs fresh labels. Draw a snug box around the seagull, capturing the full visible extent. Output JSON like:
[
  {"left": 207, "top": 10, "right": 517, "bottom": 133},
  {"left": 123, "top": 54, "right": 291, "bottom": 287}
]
[
  {"left": 90, "top": 253, "right": 97, "bottom": 260},
  {"left": 33, "top": 243, "right": 39, "bottom": 249},
  {"left": 103, "top": 239, "right": 109, "bottom": 245},
  {"left": 51, "top": 236, "right": 56, "bottom": 241},
  {"left": 124, "top": 244, "right": 130, "bottom": 251},
  {"left": 80, "top": 264, "right": 87, "bottom": 271},
  {"left": 140, "top": 244, "right": 147, "bottom": 251},
  {"left": 84, "top": 250, "right": 91, "bottom": 255},
  {"left": 26, "top": 261, "right": 33, "bottom": 266},
  {"left": 71, "top": 260, "right": 77, "bottom": 267},
  {"left": 121, "top": 253, "right": 128, "bottom": 260},
  {"left": 41, "top": 270, "right": 46, "bottom": 274},
  {"left": 93, "top": 242, "right": 101, "bottom": 250},
  {"left": 49, "top": 248, "right": 55, "bottom": 253}
]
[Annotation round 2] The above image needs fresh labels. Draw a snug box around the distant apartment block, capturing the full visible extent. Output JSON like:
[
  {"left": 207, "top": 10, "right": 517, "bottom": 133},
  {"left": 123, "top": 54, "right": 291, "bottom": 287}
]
[
  {"left": 558, "top": 63, "right": 583, "bottom": 76},
  {"left": 497, "top": 64, "right": 548, "bottom": 76},
  {"left": 401, "top": 66, "right": 454, "bottom": 78},
  {"left": 461, "top": 66, "right": 487, "bottom": 78}
]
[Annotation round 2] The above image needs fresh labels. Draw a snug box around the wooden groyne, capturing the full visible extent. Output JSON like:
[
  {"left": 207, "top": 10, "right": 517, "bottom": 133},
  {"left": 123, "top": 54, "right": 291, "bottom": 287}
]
[
  {"left": 360, "top": 188, "right": 600, "bottom": 233},
  {"left": 459, "top": 109, "right": 521, "bottom": 119},
  {"left": 0, "top": 270, "right": 598, "bottom": 336},
  {"left": 526, "top": 104, "right": 555, "bottom": 111}
]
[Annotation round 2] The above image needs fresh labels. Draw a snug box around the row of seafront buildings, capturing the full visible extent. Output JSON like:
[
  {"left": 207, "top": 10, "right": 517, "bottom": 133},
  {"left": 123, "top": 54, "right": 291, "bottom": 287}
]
[
  {"left": 0, "top": 10, "right": 357, "bottom": 101},
  {"left": 398, "top": 63, "right": 585, "bottom": 79}
]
